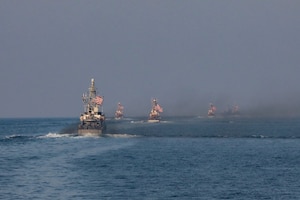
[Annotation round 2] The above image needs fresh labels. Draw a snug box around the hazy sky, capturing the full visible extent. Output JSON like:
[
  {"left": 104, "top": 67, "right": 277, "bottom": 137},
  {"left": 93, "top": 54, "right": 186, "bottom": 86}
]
[{"left": 1, "top": 0, "right": 300, "bottom": 118}]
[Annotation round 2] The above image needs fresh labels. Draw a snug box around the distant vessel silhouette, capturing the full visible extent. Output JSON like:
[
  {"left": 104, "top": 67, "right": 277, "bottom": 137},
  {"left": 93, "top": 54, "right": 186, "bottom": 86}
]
[
  {"left": 148, "top": 98, "right": 163, "bottom": 123},
  {"left": 115, "top": 102, "right": 124, "bottom": 120},
  {"left": 208, "top": 103, "right": 217, "bottom": 118},
  {"left": 222, "top": 104, "right": 240, "bottom": 117}
]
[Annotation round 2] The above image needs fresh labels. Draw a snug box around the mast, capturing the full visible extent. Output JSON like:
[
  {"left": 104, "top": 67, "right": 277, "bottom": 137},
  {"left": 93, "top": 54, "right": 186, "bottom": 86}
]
[
  {"left": 82, "top": 78, "right": 103, "bottom": 114},
  {"left": 89, "top": 78, "right": 96, "bottom": 99}
]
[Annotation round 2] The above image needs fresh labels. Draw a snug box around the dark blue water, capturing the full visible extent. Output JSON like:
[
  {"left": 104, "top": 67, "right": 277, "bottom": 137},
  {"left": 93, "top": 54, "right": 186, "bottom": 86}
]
[{"left": 1, "top": 117, "right": 300, "bottom": 199}]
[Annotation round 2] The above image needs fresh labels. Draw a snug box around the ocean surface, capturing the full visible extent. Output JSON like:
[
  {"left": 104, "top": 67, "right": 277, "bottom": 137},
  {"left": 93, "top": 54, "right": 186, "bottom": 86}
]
[{"left": 1, "top": 116, "right": 300, "bottom": 199}]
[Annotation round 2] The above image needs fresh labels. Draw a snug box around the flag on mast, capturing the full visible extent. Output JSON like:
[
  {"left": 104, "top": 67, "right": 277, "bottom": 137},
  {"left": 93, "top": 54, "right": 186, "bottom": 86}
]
[
  {"left": 155, "top": 104, "right": 163, "bottom": 113},
  {"left": 92, "top": 96, "right": 103, "bottom": 105}
]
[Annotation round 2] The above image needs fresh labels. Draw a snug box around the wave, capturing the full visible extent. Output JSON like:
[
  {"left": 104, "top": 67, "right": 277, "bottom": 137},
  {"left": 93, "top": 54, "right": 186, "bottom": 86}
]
[
  {"left": 39, "top": 132, "right": 139, "bottom": 139},
  {"left": 129, "top": 120, "right": 173, "bottom": 124},
  {"left": 4, "top": 134, "right": 31, "bottom": 140},
  {"left": 2, "top": 132, "right": 300, "bottom": 142},
  {"left": 0, "top": 134, "right": 36, "bottom": 143}
]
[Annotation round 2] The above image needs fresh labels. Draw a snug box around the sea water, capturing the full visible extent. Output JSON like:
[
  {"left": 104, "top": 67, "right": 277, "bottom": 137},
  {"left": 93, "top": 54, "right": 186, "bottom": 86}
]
[{"left": 1, "top": 117, "right": 300, "bottom": 199}]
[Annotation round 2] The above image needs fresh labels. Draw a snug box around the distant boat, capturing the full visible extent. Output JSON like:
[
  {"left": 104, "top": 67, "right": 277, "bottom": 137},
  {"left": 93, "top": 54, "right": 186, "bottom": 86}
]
[
  {"left": 115, "top": 102, "right": 124, "bottom": 120},
  {"left": 148, "top": 98, "right": 163, "bottom": 123},
  {"left": 78, "top": 78, "right": 106, "bottom": 136},
  {"left": 208, "top": 103, "right": 217, "bottom": 118},
  {"left": 222, "top": 104, "right": 240, "bottom": 117}
]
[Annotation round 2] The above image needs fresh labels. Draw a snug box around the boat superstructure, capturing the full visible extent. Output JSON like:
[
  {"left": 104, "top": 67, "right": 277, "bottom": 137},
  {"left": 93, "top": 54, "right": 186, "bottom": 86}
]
[
  {"left": 148, "top": 98, "right": 163, "bottom": 123},
  {"left": 78, "top": 78, "right": 105, "bottom": 135},
  {"left": 115, "top": 102, "right": 124, "bottom": 120}
]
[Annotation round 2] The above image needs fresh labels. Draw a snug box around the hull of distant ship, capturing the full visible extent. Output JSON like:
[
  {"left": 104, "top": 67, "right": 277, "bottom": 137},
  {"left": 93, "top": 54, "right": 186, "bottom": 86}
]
[
  {"left": 78, "top": 128, "right": 103, "bottom": 136},
  {"left": 77, "top": 122, "right": 106, "bottom": 136},
  {"left": 148, "top": 119, "right": 160, "bottom": 123}
]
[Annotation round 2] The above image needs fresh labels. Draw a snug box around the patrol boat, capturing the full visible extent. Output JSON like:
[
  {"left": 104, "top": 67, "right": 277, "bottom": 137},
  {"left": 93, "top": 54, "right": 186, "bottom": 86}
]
[
  {"left": 148, "top": 98, "right": 163, "bottom": 123},
  {"left": 78, "top": 78, "right": 106, "bottom": 135},
  {"left": 222, "top": 104, "right": 240, "bottom": 117}
]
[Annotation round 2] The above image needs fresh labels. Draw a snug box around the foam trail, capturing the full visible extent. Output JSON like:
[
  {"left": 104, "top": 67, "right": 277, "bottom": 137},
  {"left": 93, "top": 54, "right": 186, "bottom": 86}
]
[
  {"left": 5, "top": 134, "right": 30, "bottom": 139},
  {"left": 105, "top": 133, "right": 140, "bottom": 138},
  {"left": 159, "top": 120, "right": 173, "bottom": 123},
  {"left": 38, "top": 132, "right": 75, "bottom": 138}
]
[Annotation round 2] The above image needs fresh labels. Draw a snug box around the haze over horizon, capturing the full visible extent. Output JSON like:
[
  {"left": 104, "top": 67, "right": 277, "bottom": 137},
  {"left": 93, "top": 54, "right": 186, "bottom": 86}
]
[{"left": 1, "top": 1, "right": 299, "bottom": 118}]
